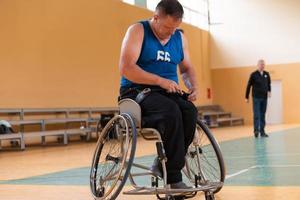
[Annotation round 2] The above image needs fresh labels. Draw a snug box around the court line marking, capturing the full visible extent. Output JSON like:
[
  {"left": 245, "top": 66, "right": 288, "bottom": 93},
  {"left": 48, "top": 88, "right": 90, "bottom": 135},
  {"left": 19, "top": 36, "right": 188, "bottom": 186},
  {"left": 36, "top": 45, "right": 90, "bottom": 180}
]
[
  {"left": 226, "top": 164, "right": 300, "bottom": 179},
  {"left": 224, "top": 152, "right": 300, "bottom": 159},
  {"left": 226, "top": 165, "right": 257, "bottom": 179},
  {"left": 256, "top": 164, "right": 300, "bottom": 168}
]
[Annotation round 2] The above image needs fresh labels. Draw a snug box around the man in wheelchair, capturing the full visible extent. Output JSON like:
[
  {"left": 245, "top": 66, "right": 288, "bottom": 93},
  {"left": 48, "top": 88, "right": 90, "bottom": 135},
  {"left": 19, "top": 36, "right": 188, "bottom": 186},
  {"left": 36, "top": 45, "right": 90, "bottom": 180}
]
[{"left": 118, "top": 0, "right": 198, "bottom": 189}]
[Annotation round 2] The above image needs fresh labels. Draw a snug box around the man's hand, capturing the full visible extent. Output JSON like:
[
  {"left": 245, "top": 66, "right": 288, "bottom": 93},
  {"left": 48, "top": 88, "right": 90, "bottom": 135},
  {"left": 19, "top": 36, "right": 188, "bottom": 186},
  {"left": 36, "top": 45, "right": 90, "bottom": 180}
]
[
  {"left": 268, "top": 92, "right": 271, "bottom": 98},
  {"left": 158, "top": 78, "right": 182, "bottom": 93},
  {"left": 188, "top": 87, "right": 198, "bottom": 102},
  {"left": 245, "top": 98, "right": 249, "bottom": 103}
]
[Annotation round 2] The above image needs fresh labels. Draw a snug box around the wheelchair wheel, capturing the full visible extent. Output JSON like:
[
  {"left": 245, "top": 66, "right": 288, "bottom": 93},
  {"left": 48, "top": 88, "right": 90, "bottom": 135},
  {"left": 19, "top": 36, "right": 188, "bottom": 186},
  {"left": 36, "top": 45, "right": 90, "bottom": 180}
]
[
  {"left": 184, "top": 120, "right": 225, "bottom": 193},
  {"left": 90, "top": 113, "right": 137, "bottom": 200}
]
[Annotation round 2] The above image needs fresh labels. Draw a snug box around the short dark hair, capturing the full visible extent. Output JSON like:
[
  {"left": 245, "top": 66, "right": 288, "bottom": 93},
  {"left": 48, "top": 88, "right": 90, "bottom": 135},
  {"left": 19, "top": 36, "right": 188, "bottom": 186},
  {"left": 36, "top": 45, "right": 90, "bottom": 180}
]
[
  {"left": 156, "top": 0, "right": 184, "bottom": 19},
  {"left": 178, "top": 28, "right": 184, "bottom": 33}
]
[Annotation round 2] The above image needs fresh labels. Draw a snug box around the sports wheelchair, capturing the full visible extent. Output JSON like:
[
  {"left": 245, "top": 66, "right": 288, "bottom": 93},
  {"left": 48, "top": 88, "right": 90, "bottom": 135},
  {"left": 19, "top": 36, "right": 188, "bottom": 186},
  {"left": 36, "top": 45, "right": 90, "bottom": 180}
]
[{"left": 90, "top": 98, "right": 226, "bottom": 200}]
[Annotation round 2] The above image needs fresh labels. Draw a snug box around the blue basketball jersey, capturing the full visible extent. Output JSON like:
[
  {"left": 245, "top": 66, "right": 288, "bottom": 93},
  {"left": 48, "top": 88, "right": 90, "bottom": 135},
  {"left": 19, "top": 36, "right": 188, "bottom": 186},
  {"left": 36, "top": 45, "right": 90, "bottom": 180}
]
[{"left": 120, "top": 20, "right": 184, "bottom": 88}]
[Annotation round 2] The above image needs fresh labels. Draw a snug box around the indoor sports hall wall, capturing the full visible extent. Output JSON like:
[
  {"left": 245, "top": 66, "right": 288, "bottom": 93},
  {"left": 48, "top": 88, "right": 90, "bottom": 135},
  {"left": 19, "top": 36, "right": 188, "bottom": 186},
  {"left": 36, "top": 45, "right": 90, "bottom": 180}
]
[
  {"left": 0, "top": 0, "right": 211, "bottom": 108},
  {"left": 209, "top": 0, "right": 300, "bottom": 124}
]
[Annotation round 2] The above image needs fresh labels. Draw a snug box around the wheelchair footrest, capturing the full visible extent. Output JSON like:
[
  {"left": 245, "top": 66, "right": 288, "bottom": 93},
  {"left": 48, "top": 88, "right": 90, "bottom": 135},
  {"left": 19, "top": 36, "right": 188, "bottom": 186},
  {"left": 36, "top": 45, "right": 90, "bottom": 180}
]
[
  {"left": 158, "top": 195, "right": 186, "bottom": 200},
  {"left": 123, "top": 182, "right": 223, "bottom": 195}
]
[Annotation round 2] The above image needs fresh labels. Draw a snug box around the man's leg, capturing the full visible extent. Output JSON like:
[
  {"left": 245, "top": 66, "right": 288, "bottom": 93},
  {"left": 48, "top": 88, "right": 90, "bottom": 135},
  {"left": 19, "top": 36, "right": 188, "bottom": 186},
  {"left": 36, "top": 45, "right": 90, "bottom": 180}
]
[
  {"left": 169, "top": 95, "right": 198, "bottom": 152},
  {"left": 140, "top": 92, "right": 185, "bottom": 184},
  {"left": 260, "top": 98, "right": 268, "bottom": 137},
  {"left": 252, "top": 98, "right": 260, "bottom": 137}
]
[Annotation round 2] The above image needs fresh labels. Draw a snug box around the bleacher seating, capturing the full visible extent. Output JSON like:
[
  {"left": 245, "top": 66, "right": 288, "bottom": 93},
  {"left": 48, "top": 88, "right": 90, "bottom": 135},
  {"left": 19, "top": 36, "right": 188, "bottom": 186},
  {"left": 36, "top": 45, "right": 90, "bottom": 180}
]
[
  {"left": 1, "top": 104, "right": 243, "bottom": 150},
  {"left": 0, "top": 107, "right": 119, "bottom": 150},
  {"left": 197, "top": 105, "right": 244, "bottom": 128}
]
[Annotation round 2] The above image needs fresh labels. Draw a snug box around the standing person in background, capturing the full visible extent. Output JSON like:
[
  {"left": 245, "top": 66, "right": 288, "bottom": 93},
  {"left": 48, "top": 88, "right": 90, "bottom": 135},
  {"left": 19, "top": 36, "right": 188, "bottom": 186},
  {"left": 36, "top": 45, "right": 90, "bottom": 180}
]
[{"left": 245, "top": 59, "right": 271, "bottom": 138}]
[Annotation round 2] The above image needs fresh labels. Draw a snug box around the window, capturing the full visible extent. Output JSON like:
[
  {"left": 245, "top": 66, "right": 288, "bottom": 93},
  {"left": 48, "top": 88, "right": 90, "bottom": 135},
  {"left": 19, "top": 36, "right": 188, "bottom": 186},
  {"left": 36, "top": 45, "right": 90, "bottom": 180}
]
[
  {"left": 179, "top": 0, "right": 209, "bottom": 30},
  {"left": 123, "top": 0, "right": 135, "bottom": 4},
  {"left": 146, "top": 0, "right": 160, "bottom": 11}
]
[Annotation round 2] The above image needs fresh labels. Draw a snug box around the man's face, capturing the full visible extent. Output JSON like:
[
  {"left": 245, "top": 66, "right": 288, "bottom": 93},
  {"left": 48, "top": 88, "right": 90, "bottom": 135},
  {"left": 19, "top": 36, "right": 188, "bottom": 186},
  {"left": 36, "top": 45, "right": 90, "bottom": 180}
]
[
  {"left": 153, "top": 14, "right": 182, "bottom": 40},
  {"left": 258, "top": 60, "right": 265, "bottom": 71}
]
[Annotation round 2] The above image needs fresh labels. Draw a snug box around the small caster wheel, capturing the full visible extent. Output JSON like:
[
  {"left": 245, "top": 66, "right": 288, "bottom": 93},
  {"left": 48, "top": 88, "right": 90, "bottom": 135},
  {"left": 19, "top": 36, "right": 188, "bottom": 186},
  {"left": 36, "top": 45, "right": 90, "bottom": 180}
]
[
  {"left": 165, "top": 195, "right": 175, "bottom": 200},
  {"left": 174, "top": 195, "right": 185, "bottom": 200},
  {"left": 151, "top": 176, "right": 159, "bottom": 187},
  {"left": 205, "top": 192, "right": 215, "bottom": 200},
  {"left": 95, "top": 187, "right": 105, "bottom": 198}
]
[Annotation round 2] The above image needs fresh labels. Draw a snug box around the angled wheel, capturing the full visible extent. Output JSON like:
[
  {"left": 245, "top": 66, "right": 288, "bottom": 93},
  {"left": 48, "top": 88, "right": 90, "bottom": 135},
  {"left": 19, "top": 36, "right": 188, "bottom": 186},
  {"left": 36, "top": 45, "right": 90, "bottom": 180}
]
[
  {"left": 90, "top": 113, "right": 137, "bottom": 200},
  {"left": 184, "top": 120, "right": 225, "bottom": 193}
]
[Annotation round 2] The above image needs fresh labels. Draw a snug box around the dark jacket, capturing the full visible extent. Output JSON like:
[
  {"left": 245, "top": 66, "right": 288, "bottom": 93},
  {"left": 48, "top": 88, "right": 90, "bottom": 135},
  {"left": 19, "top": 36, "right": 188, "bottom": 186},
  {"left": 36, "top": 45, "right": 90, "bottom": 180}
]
[{"left": 245, "top": 70, "right": 271, "bottom": 99}]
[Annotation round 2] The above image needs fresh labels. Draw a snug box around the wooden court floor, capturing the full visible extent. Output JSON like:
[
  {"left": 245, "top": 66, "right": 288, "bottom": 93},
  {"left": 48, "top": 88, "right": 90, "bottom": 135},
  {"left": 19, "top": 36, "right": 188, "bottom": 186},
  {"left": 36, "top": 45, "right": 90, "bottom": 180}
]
[{"left": 1, "top": 124, "right": 300, "bottom": 200}]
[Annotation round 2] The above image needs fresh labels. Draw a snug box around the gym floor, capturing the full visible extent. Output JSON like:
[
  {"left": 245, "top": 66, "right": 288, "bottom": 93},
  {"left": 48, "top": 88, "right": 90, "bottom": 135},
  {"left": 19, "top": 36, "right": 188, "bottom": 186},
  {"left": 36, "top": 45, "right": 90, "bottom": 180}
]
[{"left": 1, "top": 124, "right": 300, "bottom": 200}]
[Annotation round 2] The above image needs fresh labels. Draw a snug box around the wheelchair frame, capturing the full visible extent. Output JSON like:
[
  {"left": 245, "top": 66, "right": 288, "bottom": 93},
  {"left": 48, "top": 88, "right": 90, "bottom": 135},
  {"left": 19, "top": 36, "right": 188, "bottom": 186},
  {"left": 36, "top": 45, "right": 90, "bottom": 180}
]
[{"left": 90, "top": 98, "right": 225, "bottom": 200}]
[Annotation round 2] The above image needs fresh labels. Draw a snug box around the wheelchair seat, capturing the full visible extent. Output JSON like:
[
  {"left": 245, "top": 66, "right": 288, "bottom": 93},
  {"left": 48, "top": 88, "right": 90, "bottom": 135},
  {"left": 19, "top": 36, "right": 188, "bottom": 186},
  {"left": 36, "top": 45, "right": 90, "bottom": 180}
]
[
  {"left": 119, "top": 98, "right": 142, "bottom": 128},
  {"left": 119, "top": 98, "right": 161, "bottom": 140}
]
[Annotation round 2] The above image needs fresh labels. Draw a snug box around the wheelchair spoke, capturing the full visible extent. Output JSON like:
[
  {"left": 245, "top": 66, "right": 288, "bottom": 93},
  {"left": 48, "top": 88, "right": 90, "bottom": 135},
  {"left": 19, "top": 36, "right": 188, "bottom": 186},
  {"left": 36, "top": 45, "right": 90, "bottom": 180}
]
[
  {"left": 90, "top": 114, "right": 137, "bottom": 199},
  {"left": 199, "top": 161, "right": 219, "bottom": 181},
  {"left": 201, "top": 152, "right": 219, "bottom": 169},
  {"left": 95, "top": 133, "right": 125, "bottom": 190},
  {"left": 184, "top": 120, "right": 225, "bottom": 193}
]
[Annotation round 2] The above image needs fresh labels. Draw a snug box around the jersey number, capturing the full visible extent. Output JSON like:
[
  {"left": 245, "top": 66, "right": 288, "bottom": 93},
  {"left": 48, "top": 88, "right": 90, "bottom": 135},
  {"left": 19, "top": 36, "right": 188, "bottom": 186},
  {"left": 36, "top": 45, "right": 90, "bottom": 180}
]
[{"left": 157, "top": 50, "right": 171, "bottom": 62}]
